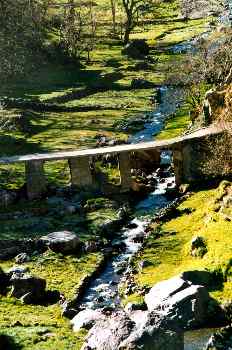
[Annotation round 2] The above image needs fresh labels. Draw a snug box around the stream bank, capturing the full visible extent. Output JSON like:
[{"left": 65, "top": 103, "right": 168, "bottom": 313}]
[{"left": 73, "top": 35, "right": 228, "bottom": 349}]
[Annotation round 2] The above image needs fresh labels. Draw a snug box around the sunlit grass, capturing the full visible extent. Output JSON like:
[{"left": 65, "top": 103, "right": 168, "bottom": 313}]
[{"left": 128, "top": 182, "right": 232, "bottom": 304}]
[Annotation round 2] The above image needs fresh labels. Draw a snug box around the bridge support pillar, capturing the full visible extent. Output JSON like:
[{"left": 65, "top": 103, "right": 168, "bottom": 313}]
[
  {"left": 173, "top": 147, "right": 184, "bottom": 187},
  {"left": 69, "top": 156, "right": 95, "bottom": 189},
  {"left": 25, "top": 160, "right": 47, "bottom": 200},
  {"left": 118, "top": 152, "right": 132, "bottom": 192},
  {"left": 133, "top": 149, "right": 161, "bottom": 170}
]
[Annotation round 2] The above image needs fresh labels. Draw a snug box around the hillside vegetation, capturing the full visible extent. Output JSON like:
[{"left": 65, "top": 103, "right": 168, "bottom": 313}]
[{"left": 0, "top": 0, "right": 210, "bottom": 189}]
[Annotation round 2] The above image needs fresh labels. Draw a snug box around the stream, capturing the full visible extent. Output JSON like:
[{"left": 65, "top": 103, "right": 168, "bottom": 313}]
[{"left": 79, "top": 39, "right": 215, "bottom": 349}]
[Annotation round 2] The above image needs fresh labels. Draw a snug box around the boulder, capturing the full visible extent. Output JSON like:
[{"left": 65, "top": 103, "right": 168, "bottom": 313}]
[
  {"left": 131, "top": 78, "right": 155, "bottom": 89},
  {"left": 84, "top": 240, "right": 100, "bottom": 253},
  {"left": 164, "top": 284, "right": 210, "bottom": 328},
  {"left": 190, "top": 236, "right": 207, "bottom": 258},
  {"left": 117, "top": 206, "right": 130, "bottom": 221},
  {"left": 15, "top": 253, "right": 31, "bottom": 264},
  {"left": 119, "top": 326, "right": 184, "bottom": 350},
  {"left": 99, "top": 219, "right": 123, "bottom": 236},
  {"left": 81, "top": 311, "right": 135, "bottom": 350},
  {"left": 71, "top": 309, "right": 105, "bottom": 332},
  {"left": 0, "top": 239, "right": 45, "bottom": 261},
  {"left": 145, "top": 276, "right": 211, "bottom": 329},
  {"left": 145, "top": 276, "right": 190, "bottom": 311},
  {"left": 122, "top": 40, "right": 150, "bottom": 58},
  {"left": 205, "top": 326, "right": 232, "bottom": 350},
  {"left": 82, "top": 309, "right": 183, "bottom": 350},
  {"left": 203, "top": 89, "right": 226, "bottom": 124},
  {"left": 10, "top": 273, "right": 46, "bottom": 303},
  {"left": 61, "top": 300, "right": 79, "bottom": 319},
  {"left": 0, "top": 240, "right": 24, "bottom": 260},
  {"left": 40, "top": 231, "right": 80, "bottom": 254},
  {"left": 191, "top": 236, "right": 206, "bottom": 250},
  {"left": 132, "top": 232, "right": 144, "bottom": 243}
]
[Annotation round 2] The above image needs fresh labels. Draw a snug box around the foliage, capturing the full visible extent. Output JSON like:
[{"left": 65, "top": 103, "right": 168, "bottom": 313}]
[
  {"left": 0, "top": 0, "right": 48, "bottom": 81},
  {"left": 121, "top": 0, "right": 156, "bottom": 44},
  {"left": 180, "top": 0, "right": 225, "bottom": 19},
  {"left": 59, "top": 0, "right": 97, "bottom": 61}
]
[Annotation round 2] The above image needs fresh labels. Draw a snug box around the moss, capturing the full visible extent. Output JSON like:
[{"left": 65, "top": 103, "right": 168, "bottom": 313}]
[
  {"left": 126, "top": 182, "right": 232, "bottom": 305},
  {"left": 0, "top": 250, "right": 102, "bottom": 349},
  {"left": 156, "top": 103, "right": 190, "bottom": 140},
  {"left": 0, "top": 195, "right": 119, "bottom": 240},
  {"left": 0, "top": 324, "right": 87, "bottom": 350}
]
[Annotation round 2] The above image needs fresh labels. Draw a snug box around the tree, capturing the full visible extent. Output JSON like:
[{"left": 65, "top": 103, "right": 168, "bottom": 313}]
[
  {"left": 121, "top": 0, "right": 152, "bottom": 44},
  {"left": 0, "top": 0, "right": 47, "bottom": 82},
  {"left": 167, "top": 26, "right": 232, "bottom": 177},
  {"left": 59, "top": 0, "right": 97, "bottom": 61},
  {"left": 110, "top": 0, "right": 117, "bottom": 36}
]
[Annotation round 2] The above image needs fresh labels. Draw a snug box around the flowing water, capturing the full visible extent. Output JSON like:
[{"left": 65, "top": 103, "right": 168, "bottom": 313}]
[
  {"left": 129, "top": 86, "right": 184, "bottom": 143},
  {"left": 80, "top": 39, "right": 215, "bottom": 349}
]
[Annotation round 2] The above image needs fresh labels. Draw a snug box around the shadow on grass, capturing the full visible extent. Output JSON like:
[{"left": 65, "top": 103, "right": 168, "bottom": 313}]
[
  {"left": 0, "top": 135, "right": 44, "bottom": 157},
  {"left": 0, "top": 334, "right": 22, "bottom": 350}
]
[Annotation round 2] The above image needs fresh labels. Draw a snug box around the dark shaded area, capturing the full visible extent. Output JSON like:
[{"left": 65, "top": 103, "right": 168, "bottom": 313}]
[
  {"left": 0, "top": 135, "right": 43, "bottom": 157},
  {"left": 0, "top": 334, "right": 22, "bottom": 350}
]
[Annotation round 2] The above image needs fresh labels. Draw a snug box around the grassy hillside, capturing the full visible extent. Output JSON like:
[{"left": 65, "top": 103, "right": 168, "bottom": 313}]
[{"left": 0, "top": 0, "right": 210, "bottom": 189}]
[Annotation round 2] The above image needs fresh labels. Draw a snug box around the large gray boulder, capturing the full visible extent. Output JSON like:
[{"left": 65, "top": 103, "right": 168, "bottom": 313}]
[
  {"left": 145, "top": 276, "right": 190, "bottom": 311},
  {"left": 82, "top": 310, "right": 183, "bottom": 350},
  {"left": 40, "top": 231, "right": 80, "bottom": 254},
  {"left": 10, "top": 273, "right": 46, "bottom": 304},
  {"left": 81, "top": 311, "right": 135, "bottom": 350},
  {"left": 145, "top": 276, "right": 211, "bottom": 329},
  {"left": 71, "top": 309, "right": 105, "bottom": 332},
  {"left": 119, "top": 326, "right": 184, "bottom": 350}
]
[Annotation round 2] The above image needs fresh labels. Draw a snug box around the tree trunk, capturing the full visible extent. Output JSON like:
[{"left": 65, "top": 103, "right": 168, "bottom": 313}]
[
  {"left": 110, "top": 0, "right": 116, "bottom": 36},
  {"left": 123, "top": 15, "right": 132, "bottom": 45}
]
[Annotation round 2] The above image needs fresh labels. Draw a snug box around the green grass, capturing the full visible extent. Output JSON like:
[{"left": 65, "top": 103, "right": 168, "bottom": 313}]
[
  {"left": 156, "top": 103, "right": 190, "bottom": 140},
  {"left": 0, "top": 14, "right": 209, "bottom": 188},
  {"left": 0, "top": 10, "right": 210, "bottom": 158},
  {"left": 0, "top": 1, "right": 215, "bottom": 348},
  {"left": 127, "top": 181, "right": 232, "bottom": 305},
  {"left": 0, "top": 251, "right": 103, "bottom": 349},
  {"left": 0, "top": 196, "right": 118, "bottom": 240},
  {"left": 0, "top": 196, "right": 119, "bottom": 348}
]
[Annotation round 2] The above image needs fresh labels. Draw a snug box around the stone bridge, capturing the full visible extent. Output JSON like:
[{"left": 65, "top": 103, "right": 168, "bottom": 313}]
[{"left": 0, "top": 124, "right": 231, "bottom": 200}]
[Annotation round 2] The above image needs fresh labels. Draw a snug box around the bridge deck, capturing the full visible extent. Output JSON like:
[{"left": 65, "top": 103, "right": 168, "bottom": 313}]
[{"left": 0, "top": 124, "right": 226, "bottom": 164}]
